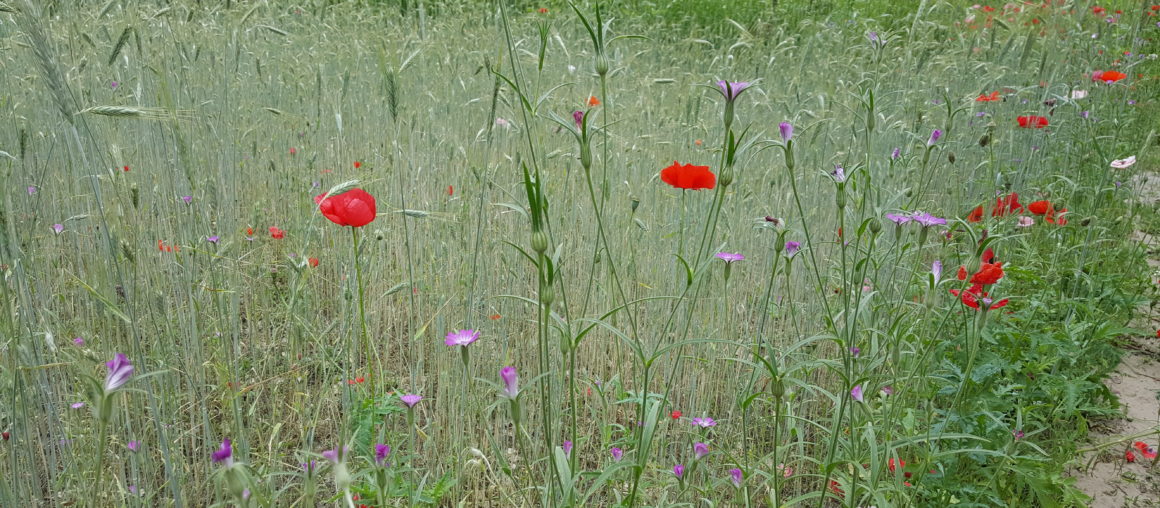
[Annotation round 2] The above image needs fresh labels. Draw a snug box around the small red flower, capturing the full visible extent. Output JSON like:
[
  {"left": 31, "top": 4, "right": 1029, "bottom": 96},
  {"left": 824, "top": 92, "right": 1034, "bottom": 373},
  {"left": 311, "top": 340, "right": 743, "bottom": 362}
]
[
  {"left": 308, "top": 257, "right": 319, "bottom": 267},
  {"left": 354, "top": 161, "right": 362, "bottom": 169},
  {"left": 2, "top": 431, "right": 8, "bottom": 441},
  {"left": 957, "top": 266, "right": 968, "bottom": 281},
  {"left": 1027, "top": 200, "right": 1052, "bottom": 215},
  {"left": 1092, "top": 6, "right": 1105, "bottom": 15},
  {"left": 490, "top": 314, "right": 502, "bottom": 320},
  {"left": 538, "top": 7, "right": 548, "bottom": 13},
  {"left": 983, "top": 5, "right": 995, "bottom": 12},
  {"left": 1016, "top": 115, "right": 1049, "bottom": 128},
  {"left": 315, "top": 188, "right": 377, "bottom": 227},
  {"left": 888, "top": 458, "right": 906, "bottom": 472},
  {"left": 976, "top": 91, "right": 1001, "bottom": 102},
  {"left": 1134, "top": 441, "right": 1157, "bottom": 460},
  {"left": 981, "top": 247, "right": 995, "bottom": 264},
  {"left": 448, "top": 185, "right": 454, "bottom": 196},
  {"left": 970, "top": 262, "right": 1005, "bottom": 285},
  {"left": 1126, "top": 450, "right": 1136, "bottom": 462},
  {"left": 1044, "top": 208, "right": 1068, "bottom": 225},
  {"left": 660, "top": 161, "right": 716, "bottom": 190},
  {"left": 269, "top": 227, "right": 285, "bottom": 239},
  {"left": 587, "top": 95, "right": 601, "bottom": 107},
  {"left": 670, "top": 410, "right": 682, "bottom": 420},
  {"left": 967, "top": 205, "right": 984, "bottom": 223},
  {"left": 246, "top": 227, "right": 254, "bottom": 237},
  {"left": 992, "top": 192, "right": 1023, "bottom": 217},
  {"left": 122, "top": 165, "right": 130, "bottom": 172},
  {"left": 1092, "top": 70, "right": 1127, "bottom": 83}
]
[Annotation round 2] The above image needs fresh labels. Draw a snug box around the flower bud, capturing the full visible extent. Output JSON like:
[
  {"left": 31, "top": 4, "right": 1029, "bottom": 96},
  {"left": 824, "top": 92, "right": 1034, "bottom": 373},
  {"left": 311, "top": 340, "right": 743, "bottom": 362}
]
[
  {"left": 947, "top": 152, "right": 956, "bottom": 164},
  {"left": 630, "top": 196, "right": 640, "bottom": 213},
  {"left": 770, "top": 376, "right": 785, "bottom": 399},
  {"left": 719, "top": 165, "right": 734, "bottom": 187},
  {"left": 835, "top": 185, "right": 846, "bottom": 209},
  {"left": 540, "top": 284, "right": 554, "bottom": 306},
  {"left": 130, "top": 184, "right": 139, "bottom": 209},
  {"left": 723, "top": 101, "right": 735, "bottom": 130},
  {"left": 531, "top": 231, "right": 548, "bottom": 253},
  {"left": 580, "top": 140, "right": 592, "bottom": 170},
  {"left": 869, "top": 217, "right": 882, "bottom": 234},
  {"left": 595, "top": 53, "right": 609, "bottom": 77}
]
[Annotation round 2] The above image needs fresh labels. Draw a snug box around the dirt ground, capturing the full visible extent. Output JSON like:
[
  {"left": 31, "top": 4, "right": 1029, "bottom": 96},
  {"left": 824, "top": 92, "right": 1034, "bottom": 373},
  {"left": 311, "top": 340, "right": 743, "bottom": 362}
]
[{"left": 1070, "top": 173, "right": 1160, "bottom": 507}]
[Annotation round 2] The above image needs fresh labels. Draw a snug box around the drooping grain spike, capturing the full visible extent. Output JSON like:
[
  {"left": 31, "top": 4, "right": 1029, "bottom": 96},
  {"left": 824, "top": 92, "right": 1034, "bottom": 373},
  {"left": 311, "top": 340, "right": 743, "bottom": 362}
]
[{"left": 108, "top": 27, "right": 131, "bottom": 66}]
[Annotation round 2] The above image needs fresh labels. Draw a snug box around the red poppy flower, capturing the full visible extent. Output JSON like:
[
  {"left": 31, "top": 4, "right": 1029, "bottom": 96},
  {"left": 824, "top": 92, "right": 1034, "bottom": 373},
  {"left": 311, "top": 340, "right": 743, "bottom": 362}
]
[
  {"left": 1126, "top": 450, "right": 1136, "bottom": 462},
  {"left": 1092, "top": 70, "right": 1126, "bottom": 83},
  {"left": 246, "top": 227, "right": 254, "bottom": 237},
  {"left": 269, "top": 227, "right": 285, "bottom": 239},
  {"left": 315, "top": 188, "right": 377, "bottom": 227},
  {"left": 967, "top": 205, "right": 984, "bottom": 223},
  {"left": 983, "top": 5, "right": 995, "bottom": 12},
  {"left": 1092, "top": 6, "right": 1105, "bottom": 15},
  {"left": 1027, "top": 200, "right": 1052, "bottom": 215},
  {"left": 587, "top": 95, "right": 601, "bottom": 106},
  {"left": 981, "top": 247, "right": 995, "bottom": 264},
  {"left": 123, "top": 165, "right": 130, "bottom": 172},
  {"left": 1133, "top": 441, "right": 1157, "bottom": 460},
  {"left": 490, "top": 314, "right": 502, "bottom": 320},
  {"left": 1016, "top": 116, "right": 1049, "bottom": 128},
  {"left": 888, "top": 458, "right": 906, "bottom": 472},
  {"left": 1044, "top": 208, "right": 1068, "bottom": 225},
  {"left": 660, "top": 161, "right": 716, "bottom": 190},
  {"left": 970, "top": 262, "right": 1005, "bottom": 285},
  {"left": 2, "top": 431, "right": 8, "bottom": 441},
  {"left": 957, "top": 266, "right": 968, "bottom": 281},
  {"left": 538, "top": 7, "right": 548, "bottom": 13},
  {"left": 670, "top": 410, "right": 682, "bottom": 420},
  {"left": 976, "top": 91, "right": 1001, "bottom": 102},
  {"left": 354, "top": 161, "right": 362, "bottom": 169},
  {"left": 992, "top": 192, "right": 1023, "bottom": 217},
  {"left": 308, "top": 257, "right": 319, "bottom": 268},
  {"left": 448, "top": 185, "right": 454, "bottom": 196}
]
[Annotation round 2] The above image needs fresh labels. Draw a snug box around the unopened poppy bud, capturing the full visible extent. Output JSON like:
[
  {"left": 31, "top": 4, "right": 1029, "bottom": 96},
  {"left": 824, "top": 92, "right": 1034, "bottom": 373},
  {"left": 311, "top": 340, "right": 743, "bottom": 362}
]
[
  {"left": 947, "top": 152, "right": 956, "bottom": 164},
  {"left": 1080, "top": 217, "right": 1091, "bottom": 226},
  {"left": 719, "top": 165, "right": 734, "bottom": 187},
  {"left": 979, "top": 134, "right": 990, "bottom": 147},
  {"left": 531, "top": 231, "right": 548, "bottom": 253},
  {"left": 630, "top": 196, "right": 640, "bottom": 213},
  {"left": 130, "top": 184, "right": 139, "bottom": 209},
  {"left": 121, "top": 240, "right": 135, "bottom": 264},
  {"left": 869, "top": 218, "right": 883, "bottom": 234}
]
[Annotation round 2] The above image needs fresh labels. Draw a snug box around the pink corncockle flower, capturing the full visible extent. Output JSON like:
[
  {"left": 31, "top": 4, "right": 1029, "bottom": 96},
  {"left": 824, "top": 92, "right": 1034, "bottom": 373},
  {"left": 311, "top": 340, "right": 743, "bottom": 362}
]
[
  {"left": 103, "top": 353, "right": 134, "bottom": 392},
  {"left": 1017, "top": 216, "right": 1034, "bottom": 227},
  {"left": 694, "top": 442, "right": 709, "bottom": 459},
  {"left": 52, "top": 224, "right": 64, "bottom": 234},
  {"left": 690, "top": 417, "right": 717, "bottom": 428},
  {"left": 715, "top": 81, "right": 750, "bottom": 101},
  {"left": 830, "top": 164, "right": 846, "bottom": 183},
  {"left": 321, "top": 445, "right": 350, "bottom": 463},
  {"left": 715, "top": 252, "right": 745, "bottom": 263},
  {"left": 927, "top": 129, "right": 942, "bottom": 146},
  {"left": 500, "top": 366, "right": 519, "bottom": 399},
  {"left": 610, "top": 447, "right": 623, "bottom": 461},
  {"left": 885, "top": 213, "right": 913, "bottom": 225},
  {"left": 912, "top": 212, "right": 947, "bottom": 227},
  {"left": 573, "top": 110, "right": 584, "bottom": 128},
  {"left": 400, "top": 393, "right": 423, "bottom": 408},
  {"left": 444, "top": 329, "right": 480, "bottom": 347},
  {"left": 374, "top": 443, "right": 391, "bottom": 465},
  {"left": 851, "top": 384, "right": 864, "bottom": 402},
  {"left": 673, "top": 463, "right": 685, "bottom": 478},
  {"left": 73, "top": 337, "right": 84, "bottom": 346},
  {"left": 881, "top": 385, "right": 894, "bottom": 396},
  {"left": 785, "top": 241, "right": 801, "bottom": 257},
  {"left": 1110, "top": 156, "right": 1136, "bottom": 169},
  {"left": 779, "top": 122, "right": 793, "bottom": 142},
  {"left": 932, "top": 260, "right": 943, "bottom": 285},
  {"left": 729, "top": 468, "right": 743, "bottom": 487},
  {"left": 27, "top": 186, "right": 36, "bottom": 195},
  {"left": 778, "top": 463, "right": 794, "bottom": 478},
  {"left": 562, "top": 441, "right": 573, "bottom": 457},
  {"left": 127, "top": 441, "right": 140, "bottom": 452},
  {"left": 71, "top": 402, "right": 85, "bottom": 409},
  {"left": 849, "top": 346, "right": 861, "bottom": 357},
  {"left": 180, "top": 196, "right": 192, "bottom": 204},
  {"left": 495, "top": 117, "right": 511, "bottom": 128},
  {"left": 212, "top": 438, "right": 233, "bottom": 466}
]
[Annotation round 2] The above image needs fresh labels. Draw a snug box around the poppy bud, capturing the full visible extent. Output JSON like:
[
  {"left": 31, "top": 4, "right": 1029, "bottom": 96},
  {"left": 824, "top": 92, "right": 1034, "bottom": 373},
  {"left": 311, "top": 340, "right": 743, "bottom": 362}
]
[
  {"left": 979, "top": 134, "right": 990, "bottom": 147},
  {"left": 130, "top": 184, "right": 139, "bottom": 209},
  {"left": 719, "top": 165, "right": 734, "bottom": 187},
  {"left": 947, "top": 152, "right": 956, "bottom": 164},
  {"left": 630, "top": 196, "right": 640, "bottom": 213},
  {"left": 869, "top": 218, "right": 883, "bottom": 234},
  {"left": 531, "top": 231, "right": 548, "bottom": 253},
  {"left": 1080, "top": 217, "right": 1090, "bottom": 226}
]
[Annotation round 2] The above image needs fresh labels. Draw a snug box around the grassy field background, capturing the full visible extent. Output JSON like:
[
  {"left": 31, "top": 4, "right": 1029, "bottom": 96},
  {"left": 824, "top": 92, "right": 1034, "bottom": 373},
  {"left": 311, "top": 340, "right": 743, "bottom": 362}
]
[{"left": 1, "top": 0, "right": 1158, "bottom": 506}]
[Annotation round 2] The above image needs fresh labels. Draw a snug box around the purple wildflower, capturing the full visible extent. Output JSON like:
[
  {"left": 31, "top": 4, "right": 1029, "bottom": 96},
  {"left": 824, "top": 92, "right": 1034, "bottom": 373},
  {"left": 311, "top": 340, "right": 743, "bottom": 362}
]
[
  {"left": 375, "top": 443, "right": 390, "bottom": 465},
  {"left": 181, "top": 195, "right": 192, "bottom": 204},
  {"left": 779, "top": 122, "right": 793, "bottom": 142},
  {"left": 562, "top": 441, "right": 573, "bottom": 457},
  {"left": 715, "top": 252, "right": 744, "bottom": 263},
  {"left": 785, "top": 241, "right": 801, "bottom": 257},
  {"left": 932, "top": 260, "right": 942, "bottom": 284},
  {"left": 716, "top": 81, "right": 750, "bottom": 101},
  {"left": 1013, "top": 430, "right": 1024, "bottom": 440},
  {"left": 444, "top": 329, "right": 480, "bottom": 347},
  {"left": 610, "top": 447, "right": 623, "bottom": 461},
  {"left": 912, "top": 212, "right": 946, "bottom": 227},
  {"left": 52, "top": 224, "right": 64, "bottom": 234},
  {"left": 830, "top": 164, "right": 846, "bottom": 183},
  {"left": 500, "top": 366, "right": 519, "bottom": 399},
  {"left": 573, "top": 110, "right": 584, "bottom": 128},
  {"left": 690, "top": 417, "right": 717, "bottom": 428},
  {"left": 321, "top": 445, "right": 349, "bottom": 464},
  {"left": 111, "top": 81, "right": 119, "bottom": 89},
  {"left": 851, "top": 384, "right": 864, "bottom": 402},
  {"left": 891, "top": 147, "right": 901, "bottom": 160},
  {"left": 849, "top": 346, "right": 861, "bottom": 358},
  {"left": 206, "top": 235, "right": 220, "bottom": 244},
  {"left": 400, "top": 393, "right": 422, "bottom": 408},
  {"left": 103, "top": 353, "right": 134, "bottom": 392},
  {"left": 673, "top": 463, "right": 685, "bottom": 478},
  {"left": 71, "top": 402, "right": 85, "bottom": 409},
  {"left": 927, "top": 129, "right": 942, "bottom": 146},
  {"left": 885, "top": 213, "right": 913, "bottom": 225},
  {"left": 73, "top": 337, "right": 84, "bottom": 346},
  {"left": 881, "top": 385, "right": 894, "bottom": 396},
  {"left": 694, "top": 442, "right": 709, "bottom": 459},
  {"left": 128, "top": 441, "right": 140, "bottom": 452},
  {"left": 1080, "top": 111, "right": 1090, "bottom": 119},
  {"left": 26, "top": 186, "right": 36, "bottom": 195},
  {"left": 212, "top": 438, "right": 233, "bottom": 466},
  {"left": 729, "top": 468, "right": 743, "bottom": 487}
]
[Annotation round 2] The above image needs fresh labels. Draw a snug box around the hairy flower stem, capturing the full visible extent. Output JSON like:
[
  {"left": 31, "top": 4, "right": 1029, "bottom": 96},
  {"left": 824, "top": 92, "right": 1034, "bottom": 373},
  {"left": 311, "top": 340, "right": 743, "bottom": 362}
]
[
  {"left": 351, "top": 228, "right": 372, "bottom": 393},
  {"left": 90, "top": 416, "right": 109, "bottom": 507}
]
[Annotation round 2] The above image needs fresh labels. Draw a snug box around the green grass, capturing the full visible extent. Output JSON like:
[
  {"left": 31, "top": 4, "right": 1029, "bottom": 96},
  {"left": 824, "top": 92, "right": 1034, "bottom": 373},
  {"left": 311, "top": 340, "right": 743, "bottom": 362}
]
[{"left": 0, "top": 0, "right": 1157, "bottom": 506}]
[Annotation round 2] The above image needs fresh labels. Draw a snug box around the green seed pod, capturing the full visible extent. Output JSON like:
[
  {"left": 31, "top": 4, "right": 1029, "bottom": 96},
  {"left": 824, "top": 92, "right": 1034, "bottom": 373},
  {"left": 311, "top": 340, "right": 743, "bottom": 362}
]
[
  {"left": 770, "top": 376, "right": 785, "bottom": 399},
  {"left": 869, "top": 217, "right": 883, "bottom": 234},
  {"left": 540, "top": 284, "right": 554, "bottom": 307},
  {"left": 630, "top": 196, "right": 640, "bottom": 213},
  {"left": 719, "top": 165, "right": 734, "bottom": 187},
  {"left": 531, "top": 231, "right": 548, "bottom": 253},
  {"left": 947, "top": 152, "right": 956, "bottom": 164}
]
